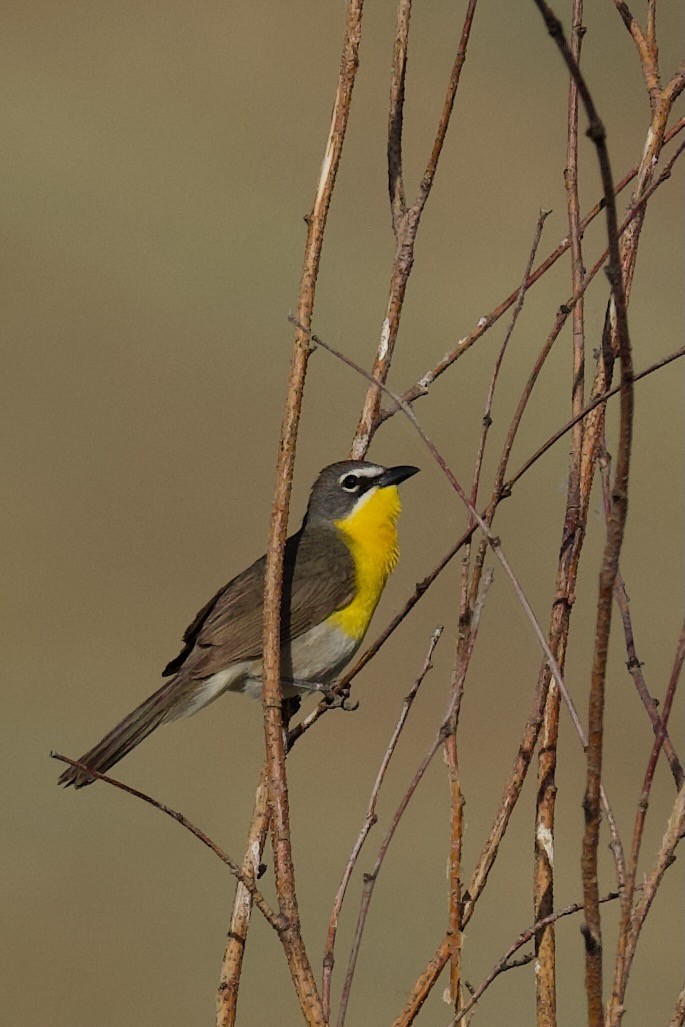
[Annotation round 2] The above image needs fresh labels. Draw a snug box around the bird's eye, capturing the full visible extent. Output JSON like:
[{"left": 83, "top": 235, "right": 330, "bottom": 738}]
[{"left": 341, "top": 474, "right": 360, "bottom": 492}]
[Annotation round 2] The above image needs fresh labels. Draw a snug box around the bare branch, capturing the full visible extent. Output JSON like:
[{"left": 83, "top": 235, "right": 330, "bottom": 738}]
[
  {"left": 337, "top": 575, "right": 493, "bottom": 1026},
  {"left": 608, "top": 619, "right": 685, "bottom": 1024},
  {"left": 225, "top": 5, "right": 367, "bottom": 1022},
  {"left": 598, "top": 449, "right": 684, "bottom": 790},
  {"left": 321, "top": 627, "right": 443, "bottom": 1021},
  {"left": 388, "top": 0, "right": 411, "bottom": 233},
  {"left": 667, "top": 983, "right": 685, "bottom": 1027},
  {"left": 470, "top": 208, "right": 551, "bottom": 522},
  {"left": 50, "top": 753, "right": 280, "bottom": 930},
  {"left": 449, "top": 891, "right": 623, "bottom": 1025},
  {"left": 613, "top": 780, "right": 685, "bottom": 1021},
  {"left": 531, "top": 5, "right": 635, "bottom": 1023},
  {"left": 216, "top": 769, "right": 270, "bottom": 1025},
  {"left": 375, "top": 117, "right": 685, "bottom": 427},
  {"left": 535, "top": 8, "right": 586, "bottom": 1019},
  {"left": 351, "top": 0, "right": 479, "bottom": 457},
  {"left": 505, "top": 345, "right": 684, "bottom": 494}
]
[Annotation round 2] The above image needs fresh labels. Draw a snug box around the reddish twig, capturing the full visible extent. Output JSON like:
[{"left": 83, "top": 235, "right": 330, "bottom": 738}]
[
  {"left": 611, "top": 779, "right": 685, "bottom": 1025},
  {"left": 469, "top": 208, "right": 551, "bottom": 527},
  {"left": 351, "top": 0, "right": 479, "bottom": 457},
  {"left": 222, "top": 5, "right": 367, "bottom": 1023},
  {"left": 532, "top": 5, "right": 634, "bottom": 1024},
  {"left": 298, "top": 323, "right": 592, "bottom": 748},
  {"left": 608, "top": 619, "right": 685, "bottom": 1025},
  {"left": 49, "top": 752, "right": 280, "bottom": 930},
  {"left": 449, "top": 890, "right": 623, "bottom": 1025},
  {"left": 597, "top": 447, "right": 684, "bottom": 790},
  {"left": 320, "top": 627, "right": 443, "bottom": 1021},
  {"left": 667, "top": 983, "right": 685, "bottom": 1027},
  {"left": 387, "top": 0, "right": 411, "bottom": 234},
  {"left": 216, "top": 768, "right": 270, "bottom": 1023},
  {"left": 535, "top": 9, "right": 585, "bottom": 1021},
  {"left": 454, "top": 207, "right": 550, "bottom": 1017},
  {"left": 505, "top": 345, "right": 684, "bottom": 495},
  {"left": 388, "top": 41, "right": 684, "bottom": 1027},
  {"left": 375, "top": 117, "right": 685, "bottom": 428},
  {"left": 337, "top": 573, "right": 493, "bottom": 1026}
]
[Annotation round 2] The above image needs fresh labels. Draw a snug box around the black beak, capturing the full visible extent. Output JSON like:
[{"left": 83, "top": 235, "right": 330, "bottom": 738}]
[{"left": 378, "top": 465, "right": 420, "bottom": 488}]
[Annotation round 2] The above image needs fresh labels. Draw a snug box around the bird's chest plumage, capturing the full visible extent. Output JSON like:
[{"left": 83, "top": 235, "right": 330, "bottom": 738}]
[{"left": 327, "top": 485, "right": 400, "bottom": 640}]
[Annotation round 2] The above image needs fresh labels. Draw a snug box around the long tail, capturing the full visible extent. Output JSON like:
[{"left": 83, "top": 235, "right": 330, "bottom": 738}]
[{"left": 58, "top": 682, "right": 177, "bottom": 789}]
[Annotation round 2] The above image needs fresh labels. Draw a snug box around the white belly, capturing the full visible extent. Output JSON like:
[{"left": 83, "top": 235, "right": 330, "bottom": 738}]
[{"left": 172, "top": 620, "right": 362, "bottom": 715}]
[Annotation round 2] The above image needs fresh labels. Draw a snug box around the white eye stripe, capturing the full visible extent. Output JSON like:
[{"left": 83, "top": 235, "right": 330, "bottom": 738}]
[{"left": 337, "top": 465, "right": 384, "bottom": 486}]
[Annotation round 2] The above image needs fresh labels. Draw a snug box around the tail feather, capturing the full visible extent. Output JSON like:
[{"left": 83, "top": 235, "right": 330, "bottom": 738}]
[{"left": 58, "top": 682, "right": 176, "bottom": 789}]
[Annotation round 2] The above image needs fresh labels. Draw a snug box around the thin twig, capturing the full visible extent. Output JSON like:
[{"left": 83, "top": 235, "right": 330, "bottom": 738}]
[
  {"left": 469, "top": 208, "right": 551, "bottom": 527},
  {"left": 216, "top": 769, "right": 270, "bottom": 1025},
  {"left": 614, "top": 780, "right": 685, "bottom": 1016},
  {"left": 535, "top": 9, "right": 585, "bottom": 1020},
  {"left": 49, "top": 752, "right": 280, "bottom": 930},
  {"left": 390, "top": 46, "right": 684, "bottom": 1027},
  {"left": 667, "top": 983, "right": 685, "bottom": 1027},
  {"left": 304, "top": 323, "right": 593, "bottom": 754},
  {"left": 532, "top": 6, "right": 634, "bottom": 1024},
  {"left": 598, "top": 447, "right": 684, "bottom": 789},
  {"left": 351, "top": 0, "right": 479, "bottom": 457},
  {"left": 230, "top": 6, "right": 367, "bottom": 1023},
  {"left": 375, "top": 117, "right": 685, "bottom": 427},
  {"left": 321, "top": 627, "right": 443, "bottom": 1021},
  {"left": 448, "top": 891, "right": 623, "bottom": 1026},
  {"left": 387, "top": 0, "right": 411, "bottom": 234},
  {"left": 337, "top": 574, "right": 493, "bottom": 1026},
  {"left": 336, "top": 343, "right": 683, "bottom": 727},
  {"left": 505, "top": 345, "right": 684, "bottom": 495},
  {"left": 608, "top": 619, "right": 685, "bottom": 1025}
]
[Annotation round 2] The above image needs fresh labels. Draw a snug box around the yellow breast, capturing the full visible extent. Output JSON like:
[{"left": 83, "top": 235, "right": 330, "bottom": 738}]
[{"left": 328, "top": 485, "right": 401, "bottom": 640}]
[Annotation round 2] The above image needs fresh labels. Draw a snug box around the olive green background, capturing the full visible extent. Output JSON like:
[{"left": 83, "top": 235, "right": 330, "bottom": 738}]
[{"left": 3, "top": 3, "right": 683, "bottom": 1025}]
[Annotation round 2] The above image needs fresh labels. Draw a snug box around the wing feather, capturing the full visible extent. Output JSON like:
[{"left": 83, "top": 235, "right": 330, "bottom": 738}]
[{"left": 162, "top": 527, "right": 355, "bottom": 681}]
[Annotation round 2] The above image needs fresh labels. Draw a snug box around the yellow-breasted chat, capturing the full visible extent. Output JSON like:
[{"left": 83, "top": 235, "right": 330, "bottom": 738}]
[{"left": 59, "top": 460, "right": 419, "bottom": 787}]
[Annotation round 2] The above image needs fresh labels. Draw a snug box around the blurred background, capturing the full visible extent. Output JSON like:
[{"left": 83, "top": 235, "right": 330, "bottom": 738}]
[{"left": 3, "top": 2, "right": 683, "bottom": 1024}]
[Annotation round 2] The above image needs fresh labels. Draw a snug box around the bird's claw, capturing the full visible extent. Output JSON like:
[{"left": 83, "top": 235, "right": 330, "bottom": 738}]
[{"left": 317, "top": 684, "right": 360, "bottom": 712}]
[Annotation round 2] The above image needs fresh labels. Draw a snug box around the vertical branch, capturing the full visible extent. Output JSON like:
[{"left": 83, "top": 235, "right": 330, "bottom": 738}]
[
  {"left": 612, "top": 778, "right": 685, "bottom": 1022},
  {"left": 608, "top": 4, "right": 685, "bottom": 315},
  {"left": 667, "top": 984, "right": 685, "bottom": 1027},
  {"left": 388, "top": 0, "right": 411, "bottom": 234},
  {"left": 321, "top": 628, "right": 443, "bottom": 1021},
  {"left": 216, "top": 4, "right": 366, "bottom": 1023},
  {"left": 337, "top": 574, "right": 492, "bottom": 1027},
  {"left": 259, "top": 318, "right": 321, "bottom": 1024},
  {"left": 531, "top": 6, "right": 634, "bottom": 1025},
  {"left": 351, "top": 0, "right": 479, "bottom": 458},
  {"left": 216, "top": 769, "right": 269, "bottom": 1026},
  {"left": 608, "top": 619, "right": 685, "bottom": 1026},
  {"left": 449, "top": 208, "right": 549, "bottom": 1014},
  {"left": 534, "top": 5, "right": 585, "bottom": 1023},
  {"left": 598, "top": 447, "right": 684, "bottom": 789},
  {"left": 469, "top": 209, "right": 551, "bottom": 524},
  {"left": 444, "top": 729, "right": 465, "bottom": 1019}
]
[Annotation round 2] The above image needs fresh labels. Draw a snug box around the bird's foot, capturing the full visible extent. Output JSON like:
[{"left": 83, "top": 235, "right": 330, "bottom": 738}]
[{"left": 315, "top": 682, "right": 359, "bottom": 712}]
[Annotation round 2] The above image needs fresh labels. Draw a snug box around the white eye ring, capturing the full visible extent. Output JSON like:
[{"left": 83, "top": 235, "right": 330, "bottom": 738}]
[{"left": 341, "top": 474, "right": 360, "bottom": 492}]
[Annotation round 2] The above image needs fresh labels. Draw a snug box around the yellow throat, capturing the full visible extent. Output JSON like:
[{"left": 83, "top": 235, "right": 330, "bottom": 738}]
[{"left": 329, "top": 484, "right": 401, "bottom": 640}]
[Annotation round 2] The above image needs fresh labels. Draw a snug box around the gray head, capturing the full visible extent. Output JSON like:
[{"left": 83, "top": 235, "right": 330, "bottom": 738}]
[{"left": 304, "top": 460, "right": 419, "bottom": 528}]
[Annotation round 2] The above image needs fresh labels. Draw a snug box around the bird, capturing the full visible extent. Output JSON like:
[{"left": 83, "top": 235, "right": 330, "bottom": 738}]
[{"left": 58, "top": 460, "right": 419, "bottom": 788}]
